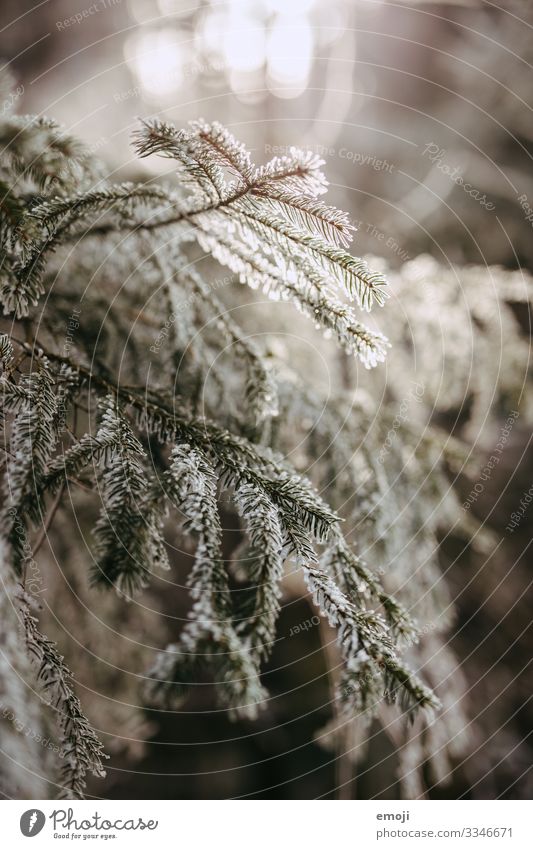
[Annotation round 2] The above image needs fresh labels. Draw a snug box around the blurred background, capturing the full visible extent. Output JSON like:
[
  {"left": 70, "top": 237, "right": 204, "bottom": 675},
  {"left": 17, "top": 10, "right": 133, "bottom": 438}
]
[
  {"left": 4, "top": 0, "right": 533, "bottom": 269},
  {"left": 1, "top": 0, "right": 532, "bottom": 799}
]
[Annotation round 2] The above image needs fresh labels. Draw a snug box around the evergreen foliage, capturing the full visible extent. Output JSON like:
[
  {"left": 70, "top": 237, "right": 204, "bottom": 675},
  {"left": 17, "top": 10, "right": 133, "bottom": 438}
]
[{"left": 0, "top": 92, "right": 443, "bottom": 796}]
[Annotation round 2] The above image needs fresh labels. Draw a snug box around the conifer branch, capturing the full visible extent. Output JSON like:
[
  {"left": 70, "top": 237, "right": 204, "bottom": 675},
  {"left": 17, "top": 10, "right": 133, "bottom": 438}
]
[
  {"left": 18, "top": 590, "right": 107, "bottom": 798},
  {"left": 233, "top": 483, "right": 285, "bottom": 662},
  {"left": 91, "top": 397, "right": 169, "bottom": 597},
  {"left": 304, "top": 568, "right": 439, "bottom": 717}
]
